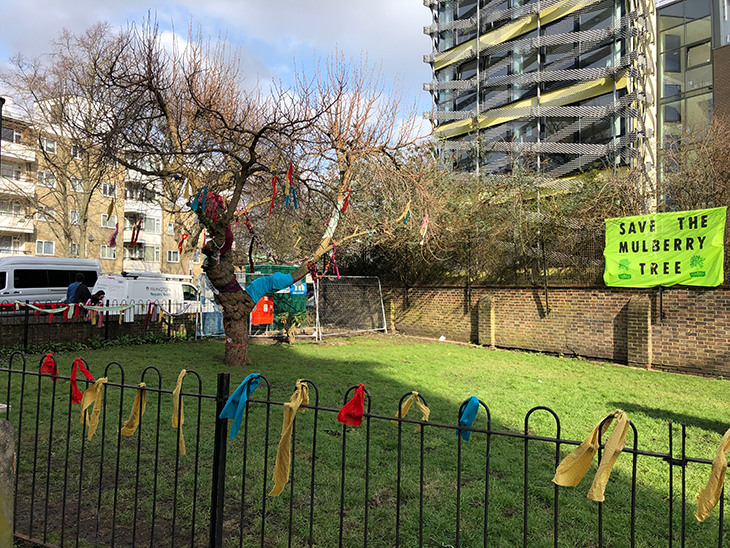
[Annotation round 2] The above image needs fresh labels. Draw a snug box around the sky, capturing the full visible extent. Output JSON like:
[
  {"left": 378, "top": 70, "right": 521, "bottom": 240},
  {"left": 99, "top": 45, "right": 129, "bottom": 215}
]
[{"left": 0, "top": 0, "right": 435, "bottom": 122}]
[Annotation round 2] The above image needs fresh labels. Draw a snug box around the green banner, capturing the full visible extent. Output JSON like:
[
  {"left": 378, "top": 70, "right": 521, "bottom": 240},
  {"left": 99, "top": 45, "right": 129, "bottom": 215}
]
[{"left": 604, "top": 207, "right": 727, "bottom": 287}]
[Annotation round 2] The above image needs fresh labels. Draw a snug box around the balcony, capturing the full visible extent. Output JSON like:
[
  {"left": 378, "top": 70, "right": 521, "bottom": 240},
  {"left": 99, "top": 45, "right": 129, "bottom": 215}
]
[
  {"left": 122, "top": 259, "right": 161, "bottom": 274},
  {"left": 2, "top": 141, "right": 36, "bottom": 162},
  {"left": 0, "top": 214, "right": 33, "bottom": 234},
  {"left": 122, "top": 229, "right": 161, "bottom": 246},
  {"left": 0, "top": 177, "right": 35, "bottom": 196}
]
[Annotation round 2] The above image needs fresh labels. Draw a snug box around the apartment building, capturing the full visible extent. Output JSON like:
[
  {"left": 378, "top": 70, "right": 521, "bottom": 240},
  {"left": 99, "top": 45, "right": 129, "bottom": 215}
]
[
  {"left": 423, "top": 0, "right": 718, "bottom": 185},
  {"left": 0, "top": 99, "right": 201, "bottom": 277}
]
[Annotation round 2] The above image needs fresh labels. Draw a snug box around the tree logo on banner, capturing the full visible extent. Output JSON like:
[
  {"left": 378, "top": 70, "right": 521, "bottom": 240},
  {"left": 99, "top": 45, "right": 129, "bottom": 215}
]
[
  {"left": 690, "top": 255, "right": 706, "bottom": 278},
  {"left": 618, "top": 259, "right": 631, "bottom": 280}
]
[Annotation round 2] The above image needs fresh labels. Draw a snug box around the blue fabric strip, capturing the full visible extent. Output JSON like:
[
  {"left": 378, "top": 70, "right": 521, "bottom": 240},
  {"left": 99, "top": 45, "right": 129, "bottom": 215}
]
[
  {"left": 220, "top": 373, "right": 261, "bottom": 439},
  {"left": 456, "top": 396, "right": 479, "bottom": 442},
  {"left": 245, "top": 272, "right": 294, "bottom": 305}
]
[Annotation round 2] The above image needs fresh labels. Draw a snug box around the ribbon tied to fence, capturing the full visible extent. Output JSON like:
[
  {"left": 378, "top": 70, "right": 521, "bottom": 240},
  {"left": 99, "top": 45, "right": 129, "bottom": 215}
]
[
  {"left": 269, "top": 379, "right": 309, "bottom": 497},
  {"left": 552, "top": 409, "right": 629, "bottom": 501}
]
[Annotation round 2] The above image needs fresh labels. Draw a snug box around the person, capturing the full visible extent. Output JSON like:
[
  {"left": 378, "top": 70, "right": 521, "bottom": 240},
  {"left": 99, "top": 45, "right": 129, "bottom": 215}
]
[
  {"left": 89, "top": 290, "right": 105, "bottom": 306},
  {"left": 66, "top": 273, "right": 91, "bottom": 304},
  {"left": 85, "top": 290, "right": 106, "bottom": 327}
]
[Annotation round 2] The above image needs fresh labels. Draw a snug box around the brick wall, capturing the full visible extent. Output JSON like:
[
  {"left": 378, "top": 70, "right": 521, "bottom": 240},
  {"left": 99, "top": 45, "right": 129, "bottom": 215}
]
[{"left": 383, "top": 286, "right": 730, "bottom": 377}]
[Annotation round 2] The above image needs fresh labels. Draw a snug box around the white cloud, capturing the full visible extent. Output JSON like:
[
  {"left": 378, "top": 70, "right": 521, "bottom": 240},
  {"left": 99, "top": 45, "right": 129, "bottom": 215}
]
[{"left": 0, "top": 0, "right": 434, "bottom": 111}]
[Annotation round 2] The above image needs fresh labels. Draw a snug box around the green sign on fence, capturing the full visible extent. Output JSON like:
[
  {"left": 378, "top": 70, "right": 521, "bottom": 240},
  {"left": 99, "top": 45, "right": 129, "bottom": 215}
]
[{"left": 604, "top": 207, "right": 727, "bottom": 288}]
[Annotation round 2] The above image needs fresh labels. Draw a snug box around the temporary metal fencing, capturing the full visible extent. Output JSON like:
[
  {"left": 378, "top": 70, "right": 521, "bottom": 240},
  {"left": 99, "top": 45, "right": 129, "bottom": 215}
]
[
  {"left": 2, "top": 353, "right": 729, "bottom": 548},
  {"left": 196, "top": 274, "right": 387, "bottom": 340}
]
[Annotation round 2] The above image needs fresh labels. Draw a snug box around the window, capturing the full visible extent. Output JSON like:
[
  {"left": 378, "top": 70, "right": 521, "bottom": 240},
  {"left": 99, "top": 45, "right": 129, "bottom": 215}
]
[
  {"left": 70, "top": 178, "right": 84, "bottom": 193},
  {"left": 124, "top": 244, "right": 144, "bottom": 260},
  {"left": 687, "top": 42, "right": 711, "bottom": 68},
  {"left": 71, "top": 144, "right": 83, "bottom": 160},
  {"left": 37, "top": 170, "right": 57, "bottom": 188},
  {"left": 69, "top": 242, "right": 80, "bottom": 257},
  {"left": 167, "top": 222, "right": 175, "bottom": 235},
  {"left": 36, "top": 206, "right": 56, "bottom": 222},
  {"left": 142, "top": 216, "right": 161, "bottom": 234},
  {"left": 41, "top": 137, "right": 57, "bottom": 154},
  {"left": 70, "top": 209, "right": 81, "bottom": 225},
  {"left": 0, "top": 200, "right": 23, "bottom": 217},
  {"left": 101, "top": 182, "right": 117, "bottom": 197},
  {"left": 100, "top": 245, "right": 116, "bottom": 260},
  {"left": 1, "top": 163, "right": 22, "bottom": 180},
  {"left": 0, "top": 235, "right": 20, "bottom": 254},
  {"left": 125, "top": 181, "right": 156, "bottom": 203},
  {"left": 167, "top": 249, "right": 180, "bottom": 263},
  {"left": 1, "top": 128, "right": 23, "bottom": 144},
  {"left": 101, "top": 214, "right": 117, "bottom": 228},
  {"left": 36, "top": 240, "right": 55, "bottom": 255},
  {"left": 144, "top": 245, "right": 160, "bottom": 263}
]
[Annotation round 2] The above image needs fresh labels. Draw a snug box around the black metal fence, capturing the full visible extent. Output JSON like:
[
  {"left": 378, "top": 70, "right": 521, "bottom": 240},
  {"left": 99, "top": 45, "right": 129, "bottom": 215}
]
[{"left": 1, "top": 354, "right": 728, "bottom": 547}]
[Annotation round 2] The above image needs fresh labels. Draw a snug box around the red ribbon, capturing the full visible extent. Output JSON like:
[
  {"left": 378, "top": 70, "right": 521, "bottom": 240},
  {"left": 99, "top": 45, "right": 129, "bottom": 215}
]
[
  {"left": 268, "top": 176, "right": 277, "bottom": 218},
  {"left": 342, "top": 189, "right": 351, "bottom": 213},
  {"left": 70, "top": 357, "right": 94, "bottom": 404},
  {"left": 40, "top": 353, "right": 58, "bottom": 383},
  {"left": 337, "top": 384, "right": 366, "bottom": 427},
  {"left": 287, "top": 161, "right": 293, "bottom": 185},
  {"left": 130, "top": 220, "right": 142, "bottom": 246},
  {"left": 145, "top": 303, "right": 155, "bottom": 326},
  {"left": 178, "top": 233, "right": 188, "bottom": 253}
]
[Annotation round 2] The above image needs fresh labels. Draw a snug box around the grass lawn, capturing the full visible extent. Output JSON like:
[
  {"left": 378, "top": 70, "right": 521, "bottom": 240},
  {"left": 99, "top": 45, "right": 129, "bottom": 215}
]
[{"left": 5, "top": 334, "right": 730, "bottom": 547}]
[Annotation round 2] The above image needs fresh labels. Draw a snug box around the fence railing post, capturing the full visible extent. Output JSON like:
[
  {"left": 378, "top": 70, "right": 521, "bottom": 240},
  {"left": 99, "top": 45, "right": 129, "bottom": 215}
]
[
  {"left": 209, "top": 372, "right": 230, "bottom": 548},
  {"left": 23, "top": 301, "right": 29, "bottom": 352}
]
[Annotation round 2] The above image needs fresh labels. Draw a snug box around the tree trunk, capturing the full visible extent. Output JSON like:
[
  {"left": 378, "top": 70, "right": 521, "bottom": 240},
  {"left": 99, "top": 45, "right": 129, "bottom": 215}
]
[
  {"left": 203, "top": 227, "right": 330, "bottom": 366},
  {"left": 201, "top": 241, "right": 256, "bottom": 366}
]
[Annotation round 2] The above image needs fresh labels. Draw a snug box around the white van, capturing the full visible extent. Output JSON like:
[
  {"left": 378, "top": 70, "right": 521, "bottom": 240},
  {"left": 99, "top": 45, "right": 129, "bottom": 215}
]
[
  {"left": 0, "top": 256, "right": 102, "bottom": 306},
  {"left": 92, "top": 271, "right": 200, "bottom": 321}
]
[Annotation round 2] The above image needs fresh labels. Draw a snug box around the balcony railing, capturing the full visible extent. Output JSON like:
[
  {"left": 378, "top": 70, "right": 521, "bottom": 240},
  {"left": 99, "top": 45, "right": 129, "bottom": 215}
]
[
  {"left": 0, "top": 176, "right": 35, "bottom": 196},
  {"left": 0, "top": 214, "right": 33, "bottom": 234}
]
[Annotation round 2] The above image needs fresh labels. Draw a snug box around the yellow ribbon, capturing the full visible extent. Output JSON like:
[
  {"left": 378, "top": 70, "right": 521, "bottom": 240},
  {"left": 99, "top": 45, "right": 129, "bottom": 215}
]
[
  {"left": 269, "top": 380, "right": 309, "bottom": 497},
  {"left": 172, "top": 370, "right": 187, "bottom": 455},
  {"left": 121, "top": 382, "right": 147, "bottom": 436},
  {"left": 395, "top": 200, "right": 411, "bottom": 223},
  {"left": 552, "top": 410, "right": 629, "bottom": 501},
  {"left": 696, "top": 426, "right": 730, "bottom": 521},
  {"left": 80, "top": 378, "right": 108, "bottom": 441},
  {"left": 107, "top": 199, "right": 115, "bottom": 218},
  {"left": 391, "top": 391, "right": 430, "bottom": 432}
]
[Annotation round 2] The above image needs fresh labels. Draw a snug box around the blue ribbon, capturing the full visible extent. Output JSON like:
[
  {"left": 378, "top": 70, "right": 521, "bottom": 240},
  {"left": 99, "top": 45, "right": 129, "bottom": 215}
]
[
  {"left": 291, "top": 186, "right": 298, "bottom": 209},
  {"left": 456, "top": 396, "right": 479, "bottom": 442},
  {"left": 220, "top": 373, "right": 261, "bottom": 439},
  {"left": 191, "top": 185, "right": 208, "bottom": 213}
]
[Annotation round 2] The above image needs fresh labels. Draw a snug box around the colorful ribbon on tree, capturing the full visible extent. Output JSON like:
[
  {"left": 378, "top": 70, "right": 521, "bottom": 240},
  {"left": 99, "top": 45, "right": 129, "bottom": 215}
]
[
  {"left": 269, "top": 176, "right": 277, "bottom": 218},
  {"left": 130, "top": 220, "right": 142, "bottom": 246},
  {"left": 109, "top": 223, "right": 119, "bottom": 248},
  {"left": 178, "top": 233, "right": 188, "bottom": 253}
]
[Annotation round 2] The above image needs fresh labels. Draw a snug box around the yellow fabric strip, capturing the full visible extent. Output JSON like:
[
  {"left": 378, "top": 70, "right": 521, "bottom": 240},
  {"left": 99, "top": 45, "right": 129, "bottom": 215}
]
[
  {"left": 80, "top": 378, "right": 108, "bottom": 441},
  {"left": 552, "top": 410, "right": 629, "bottom": 501},
  {"left": 435, "top": 77, "right": 628, "bottom": 139},
  {"left": 434, "top": 0, "right": 598, "bottom": 70},
  {"left": 395, "top": 201, "right": 411, "bottom": 224},
  {"left": 391, "top": 391, "right": 431, "bottom": 432},
  {"left": 121, "top": 382, "right": 147, "bottom": 436},
  {"left": 269, "top": 380, "right": 309, "bottom": 497},
  {"left": 172, "top": 370, "right": 188, "bottom": 455},
  {"left": 695, "top": 427, "right": 730, "bottom": 521}
]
